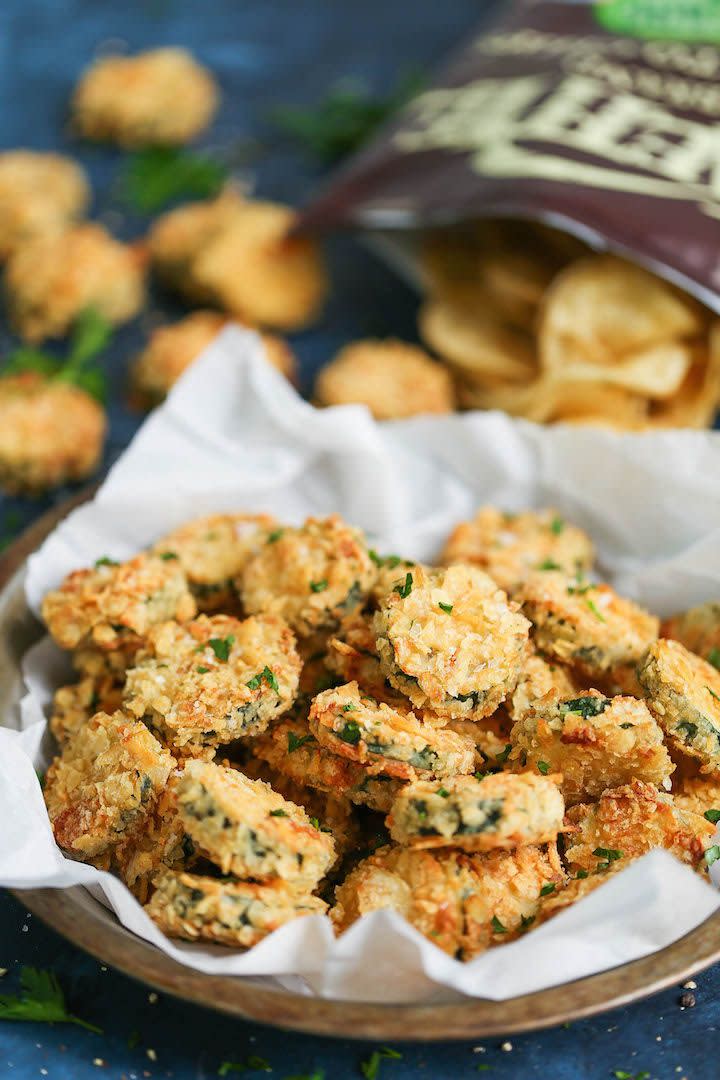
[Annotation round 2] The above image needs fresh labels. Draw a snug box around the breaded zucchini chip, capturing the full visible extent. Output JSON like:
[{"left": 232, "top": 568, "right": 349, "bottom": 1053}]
[
  {"left": 441, "top": 507, "right": 594, "bottom": 595},
  {"left": 386, "top": 772, "right": 564, "bottom": 852},
  {"left": 673, "top": 775, "right": 720, "bottom": 820},
  {"left": 326, "top": 610, "right": 406, "bottom": 704},
  {"left": 309, "top": 682, "right": 475, "bottom": 781},
  {"left": 563, "top": 780, "right": 715, "bottom": 875},
  {"left": 518, "top": 570, "right": 659, "bottom": 677},
  {"left": 509, "top": 691, "right": 673, "bottom": 805},
  {"left": 446, "top": 711, "right": 514, "bottom": 773},
  {"left": 113, "top": 775, "right": 195, "bottom": 903},
  {"left": 152, "top": 512, "right": 276, "bottom": 613},
  {"left": 123, "top": 613, "right": 300, "bottom": 751},
  {"left": 44, "top": 710, "right": 174, "bottom": 860},
  {"left": 0, "top": 150, "right": 89, "bottom": 259},
  {"left": 662, "top": 602, "right": 720, "bottom": 666},
  {"left": 508, "top": 650, "right": 583, "bottom": 722},
  {"left": 638, "top": 638, "right": 720, "bottom": 777},
  {"left": 147, "top": 189, "right": 245, "bottom": 298},
  {"left": 240, "top": 515, "right": 376, "bottom": 637},
  {"left": 49, "top": 674, "right": 123, "bottom": 745},
  {"left": 331, "top": 842, "right": 565, "bottom": 959},
  {"left": 146, "top": 870, "right": 326, "bottom": 947},
  {"left": 176, "top": 760, "right": 335, "bottom": 888},
  {"left": 535, "top": 861, "right": 629, "bottom": 926},
  {"left": 41, "top": 553, "right": 196, "bottom": 652},
  {"left": 374, "top": 564, "right": 530, "bottom": 720},
  {"left": 368, "top": 554, "right": 429, "bottom": 609}
]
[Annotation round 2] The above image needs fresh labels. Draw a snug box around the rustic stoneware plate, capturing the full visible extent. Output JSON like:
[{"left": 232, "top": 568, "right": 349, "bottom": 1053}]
[{"left": 4, "top": 495, "right": 720, "bottom": 1040}]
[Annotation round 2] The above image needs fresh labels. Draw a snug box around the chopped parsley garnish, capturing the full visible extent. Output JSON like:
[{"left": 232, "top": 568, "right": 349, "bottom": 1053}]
[
  {"left": 208, "top": 635, "right": 235, "bottom": 662},
  {"left": 247, "top": 665, "right": 279, "bottom": 691},
  {"left": 288, "top": 732, "right": 314, "bottom": 753},
  {"left": 269, "top": 809, "right": 288, "bottom": 817},
  {"left": 369, "top": 550, "right": 406, "bottom": 569},
  {"left": 437, "top": 787, "right": 450, "bottom": 798},
  {"left": 359, "top": 1046, "right": 403, "bottom": 1080},
  {"left": 520, "top": 913, "right": 536, "bottom": 930},
  {"left": 496, "top": 744, "right": 512, "bottom": 765},
  {"left": 539, "top": 883, "right": 556, "bottom": 896},
  {"left": 438, "top": 601, "right": 454, "bottom": 614},
  {"left": 593, "top": 847, "right": 623, "bottom": 865},
  {"left": 550, "top": 516, "right": 565, "bottom": 535},
  {"left": 705, "top": 809, "right": 720, "bottom": 824},
  {"left": 393, "top": 572, "right": 413, "bottom": 599},
  {"left": 0, "top": 967, "right": 102, "bottom": 1031},
  {"left": 158, "top": 550, "right": 179, "bottom": 560},
  {"left": 708, "top": 647, "right": 720, "bottom": 670},
  {"left": 705, "top": 845, "right": 720, "bottom": 867},
  {"left": 337, "top": 719, "right": 361, "bottom": 745},
  {"left": 120, "top": 146, "right": 228, "bottom": 213},
  {"left": 567, "top": 580, "right": 592, "bottom": 596},
  {"left": 266, "top": 528, "right": 285, "bottom": 544},
  {"left": 707, "top": 685, "right": 720, "bottom": 704},
  {"left": 491, "top": 915, "right": 507, "bottom": 934},
  {"left": 619, "top": 722, "right": 634, "bottom": 729},
  {"left": 612, "top": 1071, "right": 650, "bottom": 1080},
  {"left": 284, "top": 1072, "right": 325, "bottom": 1080},
  {"left": 537, "top": 761, "right": 550, "bottom": 775},
  {"left": 537, "top": 559, "right": 562, "bottom": 571},
  {"left": 576, "top": 869, "right": 589, "bottom": 879},
  {"left": 560, "top": 696, "right": 610, "bottom": 719},
  {"left": 196, "top": 666, "right": 209, "bottom": 674},
  {"left": 341, "top": 702, "right": 356, "bottom": 712},
  {"left": 585, "top": 598, "right": 606, "bottom": 622},
  {"left": 5, "top": 307, "right": 112, "bottom": 403},
  {"left": 309, "top": 579, "right": 328, "bottom": 593},
  {"left": 94, "top": 556, "right": 118, "bottom": 568}
]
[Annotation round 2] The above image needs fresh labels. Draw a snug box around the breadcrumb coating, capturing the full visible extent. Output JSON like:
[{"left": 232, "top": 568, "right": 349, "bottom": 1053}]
[
  {"left": 0, "top": 150, "right": 89, "bottom": 259},
  {"left": 509, "top": 650, "right": 583, "bottom": 722},
  {"left": 662, "top": 602, "right": 720, "bottom": 665}
]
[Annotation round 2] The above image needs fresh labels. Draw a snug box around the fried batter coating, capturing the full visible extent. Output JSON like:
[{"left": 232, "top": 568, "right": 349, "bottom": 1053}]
[
  {"left": 326, "top": 610, "right": 406, "bottom": 704},
  {"left": 41, "top": 553, "right": 196, "bottom": 652},
  {"left": 331, "top": 842, "right": 565, "bottom": 959},
  {"left": 146, "top": 869, "right": 326, "bottom": 947},
  {"left": 310, "top": 682, "right": 476, "bottom": 781},
  {"left": 147, "top": 189, "right": 245, "bottom": 298},
  {"left": 113, "top": 774, "right": 195, "bottom": 902},
  {"left": 509, "top": 691, "right": 672, "bottom": 805},
  {"left": 152, "top": 512, "right": 276, "bottom": 613},
  {"left": 673, "top": 775, "right": 720, "bottom": 820},
  {"left": 509, "top": 650, "right": 583, "bottom": 722},
  {"left": 368, "top": 555, "right": 428, "bottom": 609},
  {"left": 0, "top": 150, "right": 89, "bottom": 259},
  {"left": 314, "top": 339, "right": 456, "bottom": 419},
  {"left": 518, "top": 570, "right": 659, "bottom": 677},
  {"left": 123, "top": 613, "right": 300, "bottom": 751},
  {"left": 441, "top": 508, "right": 594, "bottom": 595},
  {"left": 240, "top": 515, "right": 376, "bottom": 637},
  {"left": 563, "top": 780, "right": 714, "bottom": 875},
  {"left": 49, "top": 674, "right": 123, "bottom": 745},
  {"left": 176, "top": 760, "right": 335, "bottom": 887},
  {"left": 130, "top": 311, "right": 296, "bottom": 408},
  {"left": 251, "top": 714, "right": 405, "bottom": 813},
  {"left": 638, "top": 638, "right": 720, "bottom": 777},
  {"left": 0, "top": 372, "right": 106, "bottom": 494},
  {"left": 44, "top": 710, "right": 174, "bottom": 860},
  {"left": 374, "top": 564, "right": 530, "bottom": 721},
  {"left": 72, "top": 47, "right": 218, "bottom": 147},
  {"left": 446, "top": 712, "right": 513, "bottom": 772},
  {"left": 662, "top": 602, "right": 720, "bottom": 667},
  {"left": 535, "top": 861, "right": 629, "bottom": 926},
  {"left": 386, "top": 772, "right": 564, "bottom": 852},
  {"left": 6, "top": 223, "right": 145, "bottom": 343}
]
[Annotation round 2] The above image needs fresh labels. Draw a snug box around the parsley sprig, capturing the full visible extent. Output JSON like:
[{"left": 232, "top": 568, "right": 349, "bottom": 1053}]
[
  {"left": 3, "top": 307, "right": 111, "bottom": 403},
  {"left": 119, "top": 147, "right": 228, "bottom": 213},
  {"left": 360, "top": 1046, "right": 402, "bottom": 1080},
  {"left": 0, "top": 967, "right": 102, "bottom": 1032}
]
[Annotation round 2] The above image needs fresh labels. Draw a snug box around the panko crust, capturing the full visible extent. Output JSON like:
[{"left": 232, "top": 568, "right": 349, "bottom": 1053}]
[
  {"left": 518, "top": 570, "right": 659, "bottom": 676},
  {"left": 0, "top": 373, "right": 106, "bottom": 494},
  {"left": 368, "top": 555, "right": 428, "bottom": 609},
  {"left": 41, "top": 553, "right": 196, "bottom": 652},
  {"left": 638, "top": 638, "right": 720, "bottom": 777},
  {"left": 662, "top": 602, "right": 720, "bottom": 665},
  {"left": 49, "top": 674, "right": 123, "bottom": 745},
  {"left": 315, "top": 339, "right": 456, "bottom": 419},
  {"left": 176, "top": 760, "right": 335, "bottom": 888},
  {"left": 441, "top": 508, "right": 594, "bottom": 595},
  {"left": 326, "top": 610, "right": 407, "bottom": 705},
  {"left": 113, "top": 774, "right": 195, "bottom": 903},
  {"left": 563, "top": 779, "right": 715, "bottom": 874},
  {"left": 331, "top": 842, "right": 565, "bottom": 959},
  {"left": 123, "top": 613, "right": 300, "bottom": 750},
  {"left": 240, "top": 515, "right": 376, "bottom": 637},
  {"left": 509, "top": 649, "right": 584, "bottom": 723},
  {"left": 309, "top": 682, "right": 476, "bottom": 781},
  {"left": 44, "top": 710, "right": 174, "bottom": 860},
  {"left": 145, "top": 870, "right": 326, "bottom": 947},
  {"left": 152, "top": 512, "right": 276, "bottom": 612},
  {"left": 509, "top": 690, "right": 673, "bottom": 805},
  {"left": 147, "top": 189, "right": 246, "bottom": 297},
  {"left": 535, "top": 861, "right": 629, "bottom": 926},
  {"left": 72, "top": 47, "right": 218, "bottom": 147},
  {"left": 373, "top": 564, "right": 530, "bottom": 720},
  {"left": 386, "top": 772, "right": 565, "bottom": 852},
  {"left": 0, "top": 150, "right": 89, "bottom": 259},
  {"left": 673, "top": 775, "right": 720, "bottom": 819},
  {"left": 6, "top": 223, "right": 146, "bottom": 343},
  {"left": 446, "top": 712, "right": 514, "bottom": 772},
  {"left": 250, "top": 714, "right": 405, "bottom": 813}
]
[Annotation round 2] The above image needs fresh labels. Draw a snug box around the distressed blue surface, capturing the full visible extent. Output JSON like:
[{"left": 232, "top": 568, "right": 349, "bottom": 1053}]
[{"left": 0, "top": 1, "right": 717, "bottom": 1077}]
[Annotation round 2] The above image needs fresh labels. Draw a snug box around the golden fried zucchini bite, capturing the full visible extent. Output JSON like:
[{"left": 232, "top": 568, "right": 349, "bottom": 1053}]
[
  {"left": 373, "top": 564, "right": 530, "bottom": 721},
  {"left": 152, "top": 512, "right": 276, "bottom": 613},
  {"left": 638, "top": 638, "right": 720, "bottom": 777},
  {"left": 146, "top": 869, "right": 326, "bottom": 947},
  {"left": 331, "top": 842, "right": 565, "bottom": 959},
  {"left": 240, "top": 515, "right": 376, "bottom": 637},
  {"left": 44, "top": 710, "right": 174, "bottom": 861},
  {"left": 41, "top": 553, "right": 196, "bottom": 653},
  {"left": 662, "top": 601, "right": 720, "bottom": 666},
  {"left": 509, "top": 690, "right": 673, "bottom": 805},
  {"left": 314, "top": 339, "right": 456, "bottom": 419},
  {"left": 72, "top": 47, "right": 218, "bottom": 147},
  {"left": 535, "top": 860, "right": 628, "bottom": 925},
  {"left": 563, "top": 779, "right": 715, "bottom": 875},
  {"left": 673, "top": 775, "right": 720, "bottom": 820},
  {"left": 176, "top": 760, "right": 335, "bottom": 888},
  {"left": 309, "top": 682, "right": 476, "bottom": 781},
  {"left": 147, "top": 189, "right": 244, "bottom": 298},
  {"left": 0, "top": 372, "right": 106, "bottom": 494},
  {"left": 441, "top": 508, "right": 594, "bottom": 595},
  {"left": 386, "top": 772, "right": 564, "bottom": 852},
  {"left": 518, "top": 570, "right": 659, "bottom": 677},
  {"left": 5, "top": 223, "right": 146, "bottom": 343},
  {"left": 49, "top": 672, "right": 124, "bottom": 746},
  {"left": 0, "top": 150, "right": 89, "bottom": 259},
  {"left": 113, "top": 776, "right": 195, "bottom": 903},
  {"left": 123, "top": 613, "right": 300, "bottom": 752},
  {"left": 508, "top": 649, "right": 583, "bottom": 722}
]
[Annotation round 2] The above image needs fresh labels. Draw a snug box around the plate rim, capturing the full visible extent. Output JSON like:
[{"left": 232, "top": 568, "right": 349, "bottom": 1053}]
[{"left": 5, "top": 493, "right": 720, "bottom": 1041}]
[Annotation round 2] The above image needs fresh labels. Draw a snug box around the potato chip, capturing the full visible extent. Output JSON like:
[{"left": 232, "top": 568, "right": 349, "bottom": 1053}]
[
  {"left": 419, "top": 299, "right": 536, "bottom": 383},
  {"left": 556, "top": 340, "right": 693, "bottom": 400},
  {"left": 648, "top": 333, "right": 720, "bottom": 429}
]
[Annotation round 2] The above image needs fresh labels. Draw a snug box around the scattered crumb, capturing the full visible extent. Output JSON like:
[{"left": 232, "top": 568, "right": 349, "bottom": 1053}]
[
  {"left": 148, "top": 992, "right": 158, "bottom": 1004},
  {"left": 683, "top": 980, "right": 697, "bottom": 990},
  {"left": 146, "top": 1049, "right": 157, "bottom": 1062},
  {"left": 500, "top": 1041, "right": 513, "bottom": 1052}
]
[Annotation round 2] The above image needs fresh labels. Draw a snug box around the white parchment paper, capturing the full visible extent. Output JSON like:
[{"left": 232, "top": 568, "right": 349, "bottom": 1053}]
[{"left": 2, "top": 324, "right": 720, "bottom": 1003}]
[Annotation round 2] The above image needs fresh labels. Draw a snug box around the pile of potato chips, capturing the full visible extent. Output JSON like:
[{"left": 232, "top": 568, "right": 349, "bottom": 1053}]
[{"left": 418, "top": 221, "right": 720, "bottom": 430}]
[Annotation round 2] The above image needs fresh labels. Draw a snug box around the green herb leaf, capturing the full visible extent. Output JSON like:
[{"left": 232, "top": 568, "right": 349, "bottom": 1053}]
[
  {"left": 560, "top": 695, "right": 610, "bottom": 719},
  {"left": 94, "top": 556, "right": 118, "bottom": 568},
  {"left": 360, "top": 1046, "right": 402, "bottom": 1080},
  {"left": 196, "top": 666, "right": 209, "bottom": 674},
  {"left": 284, "top": 1072, "right": 325, "bottom": 1080},
  {"left": 539, "top": 883, "right": 556, "bottom": 896},
  {"left": 0, "top": 967, "right": 102, "bottom": 1032},
  {"left": 288, "top": 732, "right": 314, "bottom": 753},
  {"left": 550, "top": 516, "right": 565, "bottom": 535},
  {"left": 537, "top": 761, "right": 550, "bottom": 775},
  {"left": 537, "top": 559, "right": 562, "bottom": 571},
  {"left": 120, "top": 147, "right": 227, "bottom": 213},
  {"left": 593, "top": 847, "right": 623, "bottom": 862},
  {"left": 270, "top": 809, "right": 288, "bottom": 818},
  {"left": 209, "top": 635, "right": 235, "bottom": 662},
  {"left": 437, "top": 787, "right": 450, "bottom": 798},
  {"left": 337, "top": 719, "right": 361, "bottom": 745},
  {"left": 586, "top": 598, "right": 606, "bottom": 622},
  {"left": 495, "top": 744, "right": 512, "bottom": 765},
  {"left": 266, "top": 528, "right": 285, "bottom": 544},
  {"left": 393, "top": 572, "right": 413, "bottom": 599},
  {"left": 520, "top": 913, "right": 536, "bottom": 930},
  {"left": 708, "top": 647, "right": 720, "bottom": 670},
  {"left": 159, "top": 551, "right": 179, "bottom": 560},
  {"left": 576, "top": 869, "right": 589, "bottom": 879},
  {"left": 707, "top": 685, "right": 720, "bottom": 704},
  {"left": 705, "top": 844, "right": 720, "bottom": 867},
  {"left": 491, "top": 915, "right": 507, "bottom": 934},
  {"left": 438, "top": 601, "right": 453, "bottom": 614},
  {"left": 705, "top": 809, "right": 720, "bottom": 824},
  {"left": 309, "top": 579, "right": 328, "bottom": 593},
  {"left": 247, "top": 665, "right": 279, "bottom": 692},
  {"left": 3, "top": 347, "right": 60, "bottom": 377}
]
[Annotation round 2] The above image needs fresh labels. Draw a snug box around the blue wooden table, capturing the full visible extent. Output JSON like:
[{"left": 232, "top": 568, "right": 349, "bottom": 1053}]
[{"left": 0, "top": 2, "right": 716, "bottom": 1076}]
